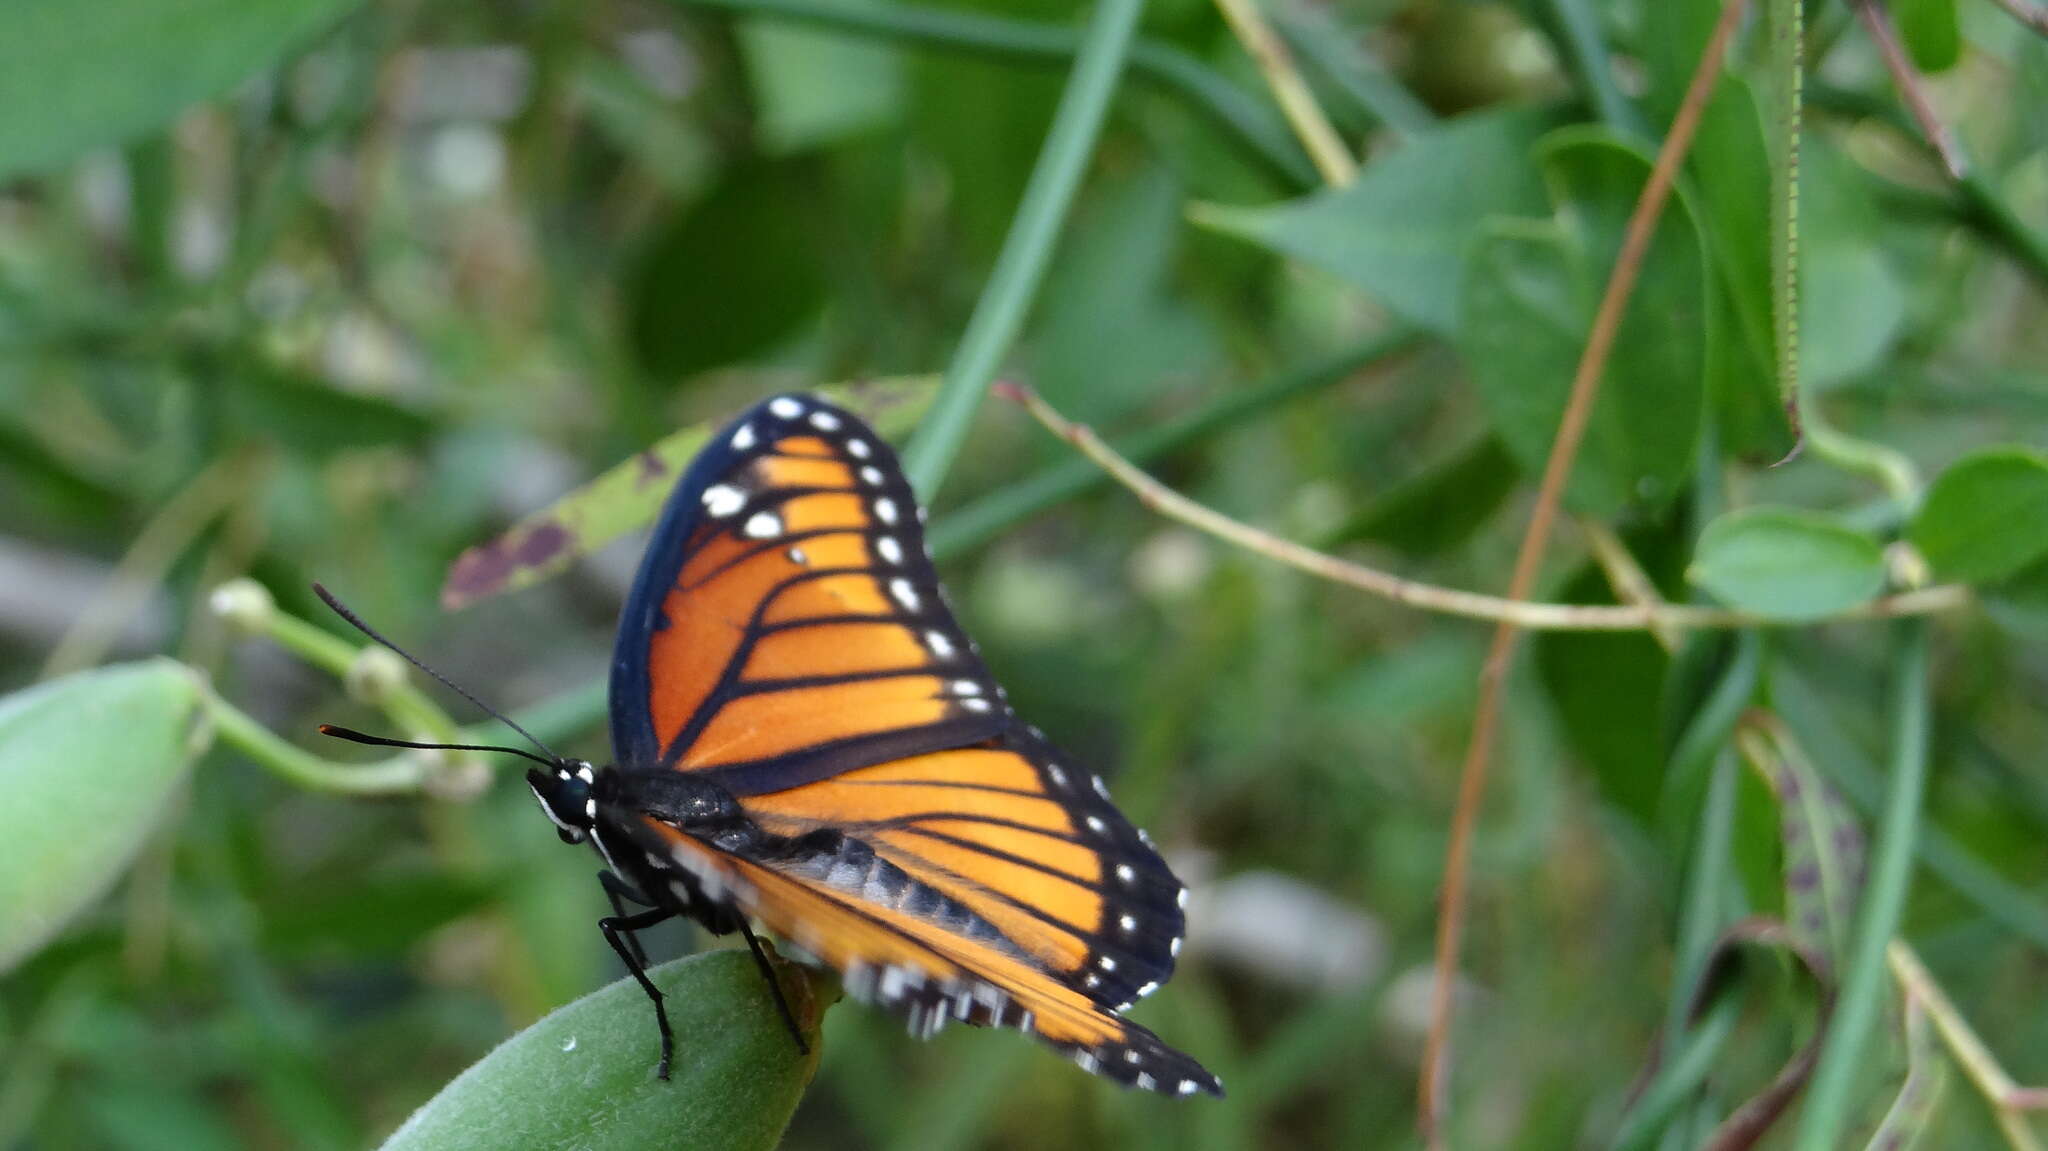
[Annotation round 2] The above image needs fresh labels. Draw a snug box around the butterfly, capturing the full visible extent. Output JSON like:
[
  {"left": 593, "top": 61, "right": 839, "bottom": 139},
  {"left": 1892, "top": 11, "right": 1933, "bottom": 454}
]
[{"left": 322, "top": 393, "right": 1219, "bottom": 1097}]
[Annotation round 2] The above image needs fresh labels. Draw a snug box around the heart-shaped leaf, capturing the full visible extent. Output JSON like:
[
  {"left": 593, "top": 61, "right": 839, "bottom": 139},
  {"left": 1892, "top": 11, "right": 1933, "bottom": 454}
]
[
  {"left": 1909, "top": 446, "right": 2048, "bottom": 583},
  {"left": 0, "top": 659, "right": 207, "bottom": 972},
  {"left": 1689, "top": 507, "right": 1886, "bottom": 620},
  {"left": 380, "top": 949, "right": 829, "bottom": 1151},
  {"left": 1189, "top": 104, "right": 1559, "bottom": 335}
]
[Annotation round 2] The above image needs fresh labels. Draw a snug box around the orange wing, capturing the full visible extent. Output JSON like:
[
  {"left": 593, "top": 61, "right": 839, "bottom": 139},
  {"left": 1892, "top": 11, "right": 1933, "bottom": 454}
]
[
  {"left": 610, "top": 394, "right": 1004, "bottom": 790},
  {"left": 605, "top": 756, "right": 1221, "bottom": 1097}
]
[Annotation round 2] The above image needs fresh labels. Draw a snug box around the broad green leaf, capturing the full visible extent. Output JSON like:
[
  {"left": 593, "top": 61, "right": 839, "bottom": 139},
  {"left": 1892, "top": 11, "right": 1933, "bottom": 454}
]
[
  {"left": 739, "top": 0, "right": 906, "bottom": 154},
  {"left": 1893, "top": 0, "right": 1961, "bottom": 74},
  {"left": 1908, "top": 446, "right": 2048, "bottom": 582},
  {"left": 626, "top": 160, "right": 831, "bottom": 380},
  {"left": 1800, "top": 139, "right": 1906, "bottom": 387},
  {"left": 1687, "top": 80, "right": 1795, "bottom": 460},
  {"left": 0, "top": 0, "right": 357, "bottom": 183},
  {"left": 1689, "top": 507, "right": 1886, "bottom": 620},
  {"left": 0, "top": 659, "right": 206, "bottom": 972},
  {"left": 1535, "top": 564, "right": 1670, "bottom": 821},
  {"left": 1189, "top": 104, "right": 1559, "bottom": 334},
  {"left": 379, "top": 950, "right": 828, "bottom": 1151},
  {"left": 441, "top": 377, "right": 936, "bottom": 608},
  {"left": 1459, "top": 129, "right": 1709, "bottom": 517},
  {"left": 1323, "top": 434, "right": 1517, "bottom": 557}
]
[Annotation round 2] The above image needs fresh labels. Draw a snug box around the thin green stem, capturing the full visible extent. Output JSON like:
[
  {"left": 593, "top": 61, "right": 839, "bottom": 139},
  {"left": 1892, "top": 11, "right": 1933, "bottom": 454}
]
[
  {"left": 262, "top": 609, "right": 461, "bottom": 743},
  {"left": 927, "top": 330, "right": 1422, "bottom": 558},
  {"left": 1794, "top": 619, "right": 1932, "bottom": 1150},
  {"left": 899, "top": 0, "right": 1146, "bottom": 500},
  {"left": 205, "top": 689, "right": 425, "bottom": 796},
  {"left": 1610, "top": 994, "right": 1743, "bottom": 1151},
  {"left": 1271, "top": 1, "right": 1435, "bottom": 139},
  {"left": 1666, "top": 750, "right": 1741, "bottom": 1045},
  {"left": 660, "top": 0, "right": 1314, "bottom": 188}
]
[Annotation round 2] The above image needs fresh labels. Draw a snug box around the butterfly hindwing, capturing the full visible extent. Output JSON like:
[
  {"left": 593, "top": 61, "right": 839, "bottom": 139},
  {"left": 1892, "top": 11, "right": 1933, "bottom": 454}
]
[
  {"left": 605, "top": 792, "right": 1221, "bottom": 1097},
  {"left": 610, "top": 395, "right": 1005, "bottom": 788}
]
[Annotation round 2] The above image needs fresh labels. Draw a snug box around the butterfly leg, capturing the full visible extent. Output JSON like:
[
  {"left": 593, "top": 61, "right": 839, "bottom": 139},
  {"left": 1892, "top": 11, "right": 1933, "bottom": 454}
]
[
  {"left": 600, "top": 906, "right": 679, "bottom": 1079},
  {"left": 738, "top": 918, "right": 810, "bottom": 1056},
  {"left": 597, "top": 870, "right": 653, "bottom": 967}
]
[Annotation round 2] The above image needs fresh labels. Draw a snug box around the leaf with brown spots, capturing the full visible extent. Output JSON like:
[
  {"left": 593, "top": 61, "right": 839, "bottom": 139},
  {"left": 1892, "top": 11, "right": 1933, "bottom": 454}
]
[
  {"left": 441, "top": 377, "right": 937, "bottom": 610},
  {"left": 1738, "top": 714, "right": 1866, "bottom": 972}
]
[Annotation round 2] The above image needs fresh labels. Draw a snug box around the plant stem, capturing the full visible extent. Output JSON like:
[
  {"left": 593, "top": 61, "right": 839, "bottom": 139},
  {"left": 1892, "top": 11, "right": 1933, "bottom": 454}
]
[
  {"left": 1419, "top": 4, "right": 1744, "bottom": 1139},
  {"left": 1889, "top": 942, "right": 2048, "bottom": 1151},
  {"left": 1610, "top": 994, "right": 1742, "bottom": 1151},
  {"left": 897, "top": 0, "right": 1145, "bottom": 500},
  {"left": 1208, "top": 0, "right": 1355, "bottom": 184},
  {"left": 1007, "top": 384, "right": 1969, "bottom": 631},
  {"left": 1794, "top": 619, "right": 1931, "bottom": 1150},
  {"left": 205, "top": 689, "right": 425, "bottom": 795},
  {"left": 930, "top": 330, "right": 1420, "bottom": 558},
  {"left": 1543, "top": 0, "right": 1645, "bottom": 138}
]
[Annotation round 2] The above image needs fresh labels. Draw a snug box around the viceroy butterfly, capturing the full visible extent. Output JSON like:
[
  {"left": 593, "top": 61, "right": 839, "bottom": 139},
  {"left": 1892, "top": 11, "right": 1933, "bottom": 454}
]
[{"left": 322, "top": 393, "right": 1219, "bottom": 1097}]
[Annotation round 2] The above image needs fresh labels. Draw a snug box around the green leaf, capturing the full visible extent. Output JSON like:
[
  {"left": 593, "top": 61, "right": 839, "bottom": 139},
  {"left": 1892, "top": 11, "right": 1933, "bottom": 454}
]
[
  {"left": 1746, "top": 723, "right": 1865, "bottom": 966},
  {"left": 739, "top": 0, "right": 906, "bottom": 154},
  {"left": 440, "top": 377, "right": 937, "bottom": 608},
  {"left": 379, "top": 949, "right": 828, "bottom": 1151},
  {"left": 1189, "top": 104, "right": 1558, "bottom": 335},
  {"left": 626, "top": 160, "right": 831, "bottom": 380},
  {"left": 1688, "top": 507, "right": 1886, "bottom": 620},
  {"left": 1322, "top": 434, "right": 1517, "bottom": 557},
  {"left": 0, "top": 0, "right": 357, "bottom": 183},
  {"left": 1893, "top": 0, "right": 1961, "bottom": 74},
  {"left": 1800, "top": 138, "right": 1906, "bottom": 387},
  {"left": 1908, "top": 446, "right": 2048, "bottom": 582},
  {"left": 1459, "top": 129, "right": 1709, "bottom": 517},
  {"left": 1535, "top": 564, "right": 1670, "bottom": 821},
  {"left": 0, "top": 659, "right": 206, "bottom": 972}
]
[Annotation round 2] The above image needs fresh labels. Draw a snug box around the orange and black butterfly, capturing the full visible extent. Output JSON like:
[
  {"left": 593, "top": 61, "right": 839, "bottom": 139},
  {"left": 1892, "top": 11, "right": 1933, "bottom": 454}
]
[{"left": 324, "top": 393, "right": 1218, "bottom": 1096}]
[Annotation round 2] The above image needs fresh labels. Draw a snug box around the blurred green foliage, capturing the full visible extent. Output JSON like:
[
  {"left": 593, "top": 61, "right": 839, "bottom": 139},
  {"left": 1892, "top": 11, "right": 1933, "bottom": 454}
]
[{"left": 1, "top": 0, "right": 2046, "bottom": 1148}]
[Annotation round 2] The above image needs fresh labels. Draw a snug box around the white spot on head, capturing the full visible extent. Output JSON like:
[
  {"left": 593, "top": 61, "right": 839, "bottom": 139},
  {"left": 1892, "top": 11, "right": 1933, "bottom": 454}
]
[
  {"left": 874, "top": 497, "right": 899, "bottom": 525},
  {"left": 1177, "top": 1079, "right": 1199, "bottom": 1096},
  {"left": 1115, "top": 863, "right": 1135, "bottom": 884},
  {"left": 889, "top": 578, "right": 921, "bottom": 611},
  {"left": 731, "top": 423, "right": 757, "bottom": 451},
  {"left": 860, "top": 465, "right": 884, "bottom": 485},
  {"left": 702, "top": 484, "right": 745, "bottom": 517},
  {"left": 809, "top": 410, "right": 842, "bottom": 432},
  {"left": 847, "top": 439, "right": 872, "bottom": 459},
  {"left": 1119, "top": 914, "right": 1137, "bottom": 932},
  {"left": 926, "top": 630, "right": 956, "bottom": 659},
  {"left": 743, "top": 511, "right": 782, "bottom": 539},
  {"left": 584, "top": 797, "right": 596, "bottom": 820},
  {"left": 876, "top": 536, "right": 904, "bottom": 564},
  {"left": 1085, "top": 815, "right": 1107, "bottom": 834},
  {"left": 951, "top": 679, "right": 981, "bottom": 696},
  {"left": 575, "top": 763, "right": 594, "bottom": 784},
  {"left": 769, "top": 397, "right": 803, "bottom": 419}
]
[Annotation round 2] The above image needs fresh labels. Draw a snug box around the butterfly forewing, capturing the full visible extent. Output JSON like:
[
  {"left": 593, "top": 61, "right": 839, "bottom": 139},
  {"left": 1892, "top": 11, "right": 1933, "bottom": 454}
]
[{"left": 610, "top": 395, "right": 1005, "bottom": 789}]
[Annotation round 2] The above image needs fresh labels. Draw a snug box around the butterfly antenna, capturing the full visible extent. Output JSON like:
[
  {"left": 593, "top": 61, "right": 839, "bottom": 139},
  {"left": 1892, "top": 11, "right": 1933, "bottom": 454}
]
[
  {"left": 317, "top": 723, "right": 560, "bottom": 770},
  {"left": 311, "top": 582, "right": 562, "bottom": 762}
]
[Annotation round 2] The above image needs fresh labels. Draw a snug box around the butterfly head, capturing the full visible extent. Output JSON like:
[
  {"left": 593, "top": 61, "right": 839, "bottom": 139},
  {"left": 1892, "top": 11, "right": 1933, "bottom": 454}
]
[{"left": 528, "top": 759, "right": 601, "bottom": 844}]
